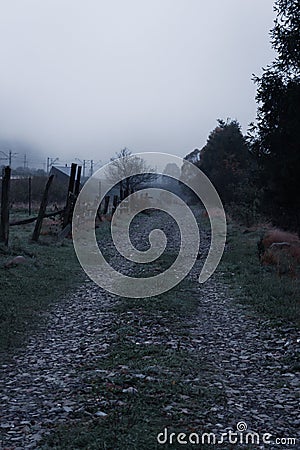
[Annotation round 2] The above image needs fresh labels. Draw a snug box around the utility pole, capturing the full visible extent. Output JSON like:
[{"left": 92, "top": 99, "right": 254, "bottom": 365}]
[
  {"left": 0, "top": 149, "right": 18, "bottom": 167},
  {"left": 75, "top": 158, "right": 100, "bottom": 178},
  {"left": 47, "top": 157, "right": 59, "bottom": 173}
]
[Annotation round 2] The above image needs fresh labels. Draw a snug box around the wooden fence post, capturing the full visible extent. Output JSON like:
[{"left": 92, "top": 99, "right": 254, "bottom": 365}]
[
  {"left": 103, "top": 196, "right": 110, "bottom": 215},
  {"left": 74, "top": 165, "right": 82, "bottom": 197},
  {"left": 0, "top": 166, "right": 11, "bottom": 246},
  {"left": 32, "top": 175, "right": 54, "bottom": 242},
  {"left": 112, "top": 195, "right": 119, "bottom": 216},
  {"left": 63, "top": 163, "right": 77, "bottom": 228},
  {"left": 28, "top": 176, "right": 32, "bottom": 216},
  {"left": 67, "top": 163, "right": 77, "bottom": 195}
]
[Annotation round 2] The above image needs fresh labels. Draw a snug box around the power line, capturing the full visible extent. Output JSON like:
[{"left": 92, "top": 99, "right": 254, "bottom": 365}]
[
  {"left": 46, "top": 157, "right": 59, "bottom": 173},
  {"left": 74, "top": 158, "right": 102, "bottom": 177},
  {"left": 0, "top": 148, "right": 18, "bottom": 166}
]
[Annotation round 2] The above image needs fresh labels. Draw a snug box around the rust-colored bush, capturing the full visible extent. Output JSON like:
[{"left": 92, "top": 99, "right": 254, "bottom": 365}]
[
  {"left": 259, "top": 228, "right": 300, "bottom": 276},
  {"left": 262, "top": 229, "right": 299, "bottom": 248}
]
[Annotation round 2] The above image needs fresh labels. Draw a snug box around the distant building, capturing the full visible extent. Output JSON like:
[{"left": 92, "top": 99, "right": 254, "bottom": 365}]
[{"left": 49, "top": 165, "right": 73, "bottom": 185}]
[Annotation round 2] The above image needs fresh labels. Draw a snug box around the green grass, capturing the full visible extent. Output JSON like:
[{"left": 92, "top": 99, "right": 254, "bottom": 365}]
[
  {"left": 0, "top": 217, "right": 114, "bottom": 356},
  {"left": 219, "top": 221, "right": 300, "bottom": 327},
  {"left": 0, "top": 221, "right": 85, "bottom": 356}
]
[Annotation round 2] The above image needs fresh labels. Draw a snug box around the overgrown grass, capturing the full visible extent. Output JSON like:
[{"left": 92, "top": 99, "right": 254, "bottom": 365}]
[
  {"left": 0, "top": 222, "right": 85, "bottom": 356},
  {"left": 219, "top": 221, "right": 300, "bottom": 327}
]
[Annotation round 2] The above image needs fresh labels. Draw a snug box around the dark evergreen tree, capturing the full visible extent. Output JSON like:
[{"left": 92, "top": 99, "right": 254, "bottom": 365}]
[
  {"left": 248, "top": 0, "right": 300, "bottom": 231},
  {"left": 200, "top": 119, "right": 251, "bottom": 204}
]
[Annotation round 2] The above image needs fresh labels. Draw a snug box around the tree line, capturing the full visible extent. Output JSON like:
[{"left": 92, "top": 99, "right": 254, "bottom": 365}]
[{"left": 183, "top": 0, "right": 300, "bottom": 232}]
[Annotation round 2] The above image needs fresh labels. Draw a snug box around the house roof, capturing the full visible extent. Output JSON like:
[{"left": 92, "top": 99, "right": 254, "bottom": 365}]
[{"left": 50, "top": 166, "right": 72, "bottom": 177}]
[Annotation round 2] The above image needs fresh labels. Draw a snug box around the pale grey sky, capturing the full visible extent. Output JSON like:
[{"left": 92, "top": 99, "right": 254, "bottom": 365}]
[{"left": 0, "top": 0, "right": 275, "bottom": 168}]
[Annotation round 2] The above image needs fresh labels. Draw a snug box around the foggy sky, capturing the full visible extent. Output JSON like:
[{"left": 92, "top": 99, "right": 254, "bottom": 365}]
[{"left": 0, "top": 0, "right": 275, "bottom": 169}]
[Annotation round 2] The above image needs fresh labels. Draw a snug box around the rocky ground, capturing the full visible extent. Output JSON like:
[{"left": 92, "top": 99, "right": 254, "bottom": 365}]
[{"left": 0, "top": 210, "right": 299, "bottom": 449}]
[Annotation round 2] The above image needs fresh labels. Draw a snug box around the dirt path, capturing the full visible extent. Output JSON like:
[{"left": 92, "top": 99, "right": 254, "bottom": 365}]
[{"left": 0, "top": 210, "right": 299, "bottom": 449}]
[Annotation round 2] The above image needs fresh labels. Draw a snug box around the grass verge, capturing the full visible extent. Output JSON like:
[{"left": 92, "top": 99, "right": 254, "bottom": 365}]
[
  {"left": 219, "top": 221, "right": 300, "bottom": 327},
  {"left": 0, "top": 222, "right": 84, "bottom": 357}
]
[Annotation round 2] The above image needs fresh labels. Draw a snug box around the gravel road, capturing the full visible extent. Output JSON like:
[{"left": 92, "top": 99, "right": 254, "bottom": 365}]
[{"left": 0, "top": 210, "right": 299, "bottom": 449}]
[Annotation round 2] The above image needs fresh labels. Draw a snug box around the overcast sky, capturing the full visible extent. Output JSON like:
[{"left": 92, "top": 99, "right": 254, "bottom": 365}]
[{"left": 0, "top": 0, "right": 276, "bottom": 169}]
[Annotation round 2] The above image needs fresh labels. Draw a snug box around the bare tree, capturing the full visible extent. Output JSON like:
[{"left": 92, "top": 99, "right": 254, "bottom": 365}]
[
  {"left": 106, "top": 148, "right": 156, "bottom": 199},
  {"left": 163, "top": 162, "right": 180, "bottom": 179}
]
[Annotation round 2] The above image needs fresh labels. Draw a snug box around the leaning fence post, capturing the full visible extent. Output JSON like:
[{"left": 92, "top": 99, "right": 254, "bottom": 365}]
[
  {"left": 32, "top": 174, "right": 54, "bottom": 242},
  {"left": 103, "top": 196, "right": 110, "bottom": 215},
  {"left": 63, "top": 163, "right": 77, "bottom": 228},
  {"left": 0, "top": 166, "right": 11, "bottom": 246},
  {"left": 67, "top": 163, "right": 77, "bottom": 195},
  {"left": 112, "top": 195, "right": 119, "bottom": 216}
]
